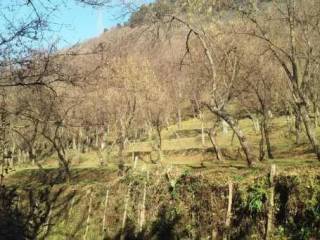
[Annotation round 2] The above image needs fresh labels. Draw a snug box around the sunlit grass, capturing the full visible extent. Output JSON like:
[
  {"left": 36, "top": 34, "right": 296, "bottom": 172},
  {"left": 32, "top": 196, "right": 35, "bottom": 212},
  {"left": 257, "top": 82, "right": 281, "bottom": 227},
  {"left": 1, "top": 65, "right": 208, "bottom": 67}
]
[{"left": 12, "top": 115, "right": 320, "bottom": 178}]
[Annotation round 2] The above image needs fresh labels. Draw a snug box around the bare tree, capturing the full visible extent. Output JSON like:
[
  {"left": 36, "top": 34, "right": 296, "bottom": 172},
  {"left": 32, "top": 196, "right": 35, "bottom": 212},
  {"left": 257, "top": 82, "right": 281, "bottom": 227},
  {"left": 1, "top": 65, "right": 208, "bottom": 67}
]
[
  {"left": 161, "top": 15, "right": 256, "bottom": 166},
  {"left": 239, "top": 0, "right": 320, "bottom": 160}
]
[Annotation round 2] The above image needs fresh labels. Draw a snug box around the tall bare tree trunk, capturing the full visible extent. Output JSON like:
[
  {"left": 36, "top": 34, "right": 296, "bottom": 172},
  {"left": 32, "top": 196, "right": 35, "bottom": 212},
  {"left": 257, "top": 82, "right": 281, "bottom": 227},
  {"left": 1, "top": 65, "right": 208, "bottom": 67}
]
[
  {"left": 207, "top": 108, "right": 254, "bottom": 166},
  {"left": 295, "top": 110, "right": 302, "bottom": 145},
  {"left": 208, "top": 129, "right": 224, "bottom": 161},
  {"left": 264, "top": 126, "right": 273, "bottom": 159},
  {"left": 230, "top": 126, "right": 254, "bottom": 166},
  {"left": 259, "top": 124, "right": 265, "bottom": 161},
  {"left": 259, "top": 114, "right": 274, "bottom": 160},
  {"left": 53, "top": 145, "right": 71, "bottom": 182}
]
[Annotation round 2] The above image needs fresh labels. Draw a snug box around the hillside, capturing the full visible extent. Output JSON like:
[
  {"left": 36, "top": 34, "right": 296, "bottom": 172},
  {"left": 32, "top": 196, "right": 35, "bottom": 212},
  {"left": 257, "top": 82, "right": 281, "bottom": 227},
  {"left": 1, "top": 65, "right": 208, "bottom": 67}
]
[
  {"left": 1, "top": 0, "right": 320, "bottom": 239},
  {"left": 4, "top": 157, "right": 320, "bottom": 239},
  {"left": 4, "top": 115, "right": 320, "bottom": 239}
]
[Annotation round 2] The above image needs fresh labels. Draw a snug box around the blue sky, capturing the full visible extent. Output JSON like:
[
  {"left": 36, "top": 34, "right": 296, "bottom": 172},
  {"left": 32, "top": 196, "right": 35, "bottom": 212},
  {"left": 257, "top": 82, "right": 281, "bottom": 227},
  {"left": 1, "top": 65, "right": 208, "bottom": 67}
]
[
  {"left": 51, "top": 0, "right": 154, "bottom": 48},
  {"left": 0, "top": 0, "right": 154, "bottom": 49}
]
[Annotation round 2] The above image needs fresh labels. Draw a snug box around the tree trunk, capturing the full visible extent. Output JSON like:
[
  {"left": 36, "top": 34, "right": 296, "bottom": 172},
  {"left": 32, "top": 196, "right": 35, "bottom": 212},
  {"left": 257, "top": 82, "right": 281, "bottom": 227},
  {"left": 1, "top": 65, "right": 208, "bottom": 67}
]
[
  {"left": 28, "top": 147, "right": 35, "bottom": 165},
  {"left": 259, "top": 114, "right": 274, "bottom": 160},
  {"left": 58, "top": 153, "right": 71, "bottom": 182},
  {"left": 207, "top": 108, "right": 254, "bottom": 166},
  {"left": 259, "top": 123, "right": 265, "bottom": 161},
  {"left": 224, "top": 120, "right": 253, "bottom": 166},
  {"left": 294, "top": 109, "right": 302, "bottom": 144},
  {"left": 208, "top": 128, "right": 224, "bottom": 161},
  {"left": 52, "top": 139, "right": 71, "bottom": 182},
  {"left": 263, "top": 117, "right": 274, "bottom": 159},
  {"left": 300, "top": 105, "right": 320, "bottom": 161}
]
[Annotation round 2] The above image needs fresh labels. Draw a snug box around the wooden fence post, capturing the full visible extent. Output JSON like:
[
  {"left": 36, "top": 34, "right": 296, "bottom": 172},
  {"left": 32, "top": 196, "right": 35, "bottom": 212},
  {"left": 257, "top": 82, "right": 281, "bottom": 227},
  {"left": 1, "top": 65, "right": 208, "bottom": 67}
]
[
  {"left": 83, "top": 189, "right": 93, "bottom": 240},
  {"left": 265, "top": 164, "right": 276, "bottom": 240},
  {"left": 133, "top": 155, "right": 138, "bottom": 169},
  {"left": 120, "top": 183, "right": 132, "bottom": 240},
  {"left": 223, "top": 181, "right": 233, "bottom": 240},
  {"left": 139, "top": 171, "right": 148, "bottom": 232},
  {"left": 102, "top": 189, "right": 109, "bottom": 237}
]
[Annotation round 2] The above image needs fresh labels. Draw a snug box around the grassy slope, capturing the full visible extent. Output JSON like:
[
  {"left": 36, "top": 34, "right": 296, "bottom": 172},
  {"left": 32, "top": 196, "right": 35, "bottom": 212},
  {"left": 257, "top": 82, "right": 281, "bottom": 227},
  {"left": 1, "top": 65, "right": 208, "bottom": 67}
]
[
  {"left": 7, "top": 114, "right": 320, "bottom": 186},
  {"left": 9, "top": 115, "right": 320, "bottom": 173},
  {"left": 4, "top": 115, "right": 320, "bottom": 239},
  {"left": 5, "top": 161, "right": 320, "bottom": 239}
]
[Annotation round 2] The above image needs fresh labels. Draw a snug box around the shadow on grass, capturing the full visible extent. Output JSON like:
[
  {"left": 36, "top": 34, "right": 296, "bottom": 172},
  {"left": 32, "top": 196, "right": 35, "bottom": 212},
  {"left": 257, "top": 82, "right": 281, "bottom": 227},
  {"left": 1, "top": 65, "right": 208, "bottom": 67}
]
[
  {"left": 108, "top": 206, "right": 181, "bottom": 240},
  {"left": 0, "top": 172, "right": 75, "bottom": 240}
]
